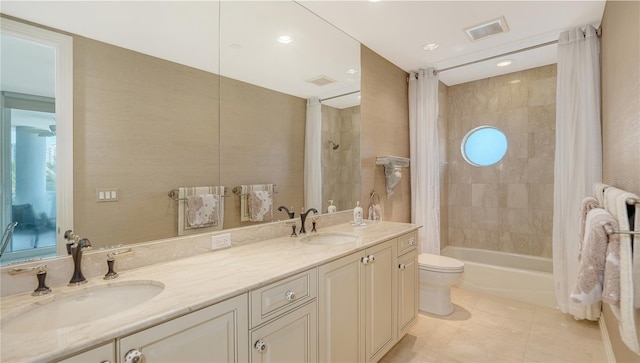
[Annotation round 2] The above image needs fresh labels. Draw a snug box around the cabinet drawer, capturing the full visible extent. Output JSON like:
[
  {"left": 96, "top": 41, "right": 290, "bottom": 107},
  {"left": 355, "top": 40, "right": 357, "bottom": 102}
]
[
  {"left": 397, "top": 232, "right": 417, "bottom": 256},
  {"left": 250, "top": 268, "right": 317, "bottom": 328}
]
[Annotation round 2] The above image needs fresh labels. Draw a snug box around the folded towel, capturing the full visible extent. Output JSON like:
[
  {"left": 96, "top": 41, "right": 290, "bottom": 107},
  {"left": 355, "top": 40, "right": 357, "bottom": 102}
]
[
  {"left": 186, "top": 194, "right": 219, "bottom": 227},
  {"left": 249, "top": 190, "right": 273, "bottom": 222},
  {"left": 571, "top": 208, "right": 618, "bottom": 306},
  {"left": 604, "top": 187, "right": 640, "bottom": 354},
  {"left": 240, "top": 184, "right": 274, "bottom": 222},
  {"left": 178, "top": 186, "right": 225, "bottom": 235}
]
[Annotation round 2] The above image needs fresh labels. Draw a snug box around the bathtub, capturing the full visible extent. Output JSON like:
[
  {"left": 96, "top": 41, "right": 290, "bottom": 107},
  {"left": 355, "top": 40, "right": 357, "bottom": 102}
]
[{"left": 441, "top": 246, "right": 556, "bottom": 308}]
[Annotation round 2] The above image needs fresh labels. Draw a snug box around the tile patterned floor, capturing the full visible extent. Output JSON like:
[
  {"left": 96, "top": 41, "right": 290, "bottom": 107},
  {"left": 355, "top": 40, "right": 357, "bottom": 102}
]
[{"left": 380, "top": 288, "right": 607, "bottom": 363}]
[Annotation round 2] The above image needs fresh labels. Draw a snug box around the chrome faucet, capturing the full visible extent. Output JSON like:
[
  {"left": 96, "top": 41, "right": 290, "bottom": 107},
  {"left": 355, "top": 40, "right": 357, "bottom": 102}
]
[
  {"left": 65, "top": 230, "right": 92, "bottom": 285},
  {"left": 299, "top": 208, "right": 318, "bottom": 234}
]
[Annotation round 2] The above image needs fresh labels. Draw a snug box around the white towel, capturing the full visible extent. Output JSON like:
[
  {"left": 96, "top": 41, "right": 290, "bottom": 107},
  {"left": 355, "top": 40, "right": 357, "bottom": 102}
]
[
  {"left": 604, "top": 187, "right": 640, "bottom": 354},
  {"left": 592, "top": 182, "right": 609, "bottom": 207},
  {"left": 240, "top": 184, "right": 274, "bottom": 222},
  {"left": 178, "top": 186, "right": 225, "bottom": 235}
]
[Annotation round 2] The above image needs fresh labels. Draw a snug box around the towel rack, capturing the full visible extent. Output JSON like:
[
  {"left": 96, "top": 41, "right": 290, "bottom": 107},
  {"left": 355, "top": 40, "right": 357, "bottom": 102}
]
[
  {"left": 168, "top": 189, "right": 229, "bottom": 201},
  {"left": 603, "top": 196, "right": 639, "bottom": 236},
  {"left": 232, "top": 185, "right": 278, "bottom": 196}
]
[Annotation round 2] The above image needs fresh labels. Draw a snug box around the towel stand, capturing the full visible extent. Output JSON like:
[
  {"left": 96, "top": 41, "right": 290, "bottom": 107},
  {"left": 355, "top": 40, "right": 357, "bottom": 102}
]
[
  {"left": 168, "top": 189, "right": 229, "bottom": 201},
  {"left": 603, "top": 196, "right": 639, "bottom": 236},
  {"left": 231, "top": 185, "right": 278, "bottom": 196}
]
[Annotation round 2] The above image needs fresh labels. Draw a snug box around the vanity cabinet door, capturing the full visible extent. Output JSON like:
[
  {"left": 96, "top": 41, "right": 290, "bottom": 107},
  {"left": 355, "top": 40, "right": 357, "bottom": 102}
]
[
  {"left": 119, "top": 294, "right": 248, "bottom": 363},
  {"left": 56, "top": 341, "right": 115, "bottom": 363},
  {"left": 318, "top": 251, "right": 366, "bottom": 363},
  {"left": 365, "top": 239, "right": 397, "bottom": 363},
  {"left": 249, "top": 301, "right": 317, "bottom": 363},
  {"left": 397, "top": 249, "right": 418, "bottom": 338}
]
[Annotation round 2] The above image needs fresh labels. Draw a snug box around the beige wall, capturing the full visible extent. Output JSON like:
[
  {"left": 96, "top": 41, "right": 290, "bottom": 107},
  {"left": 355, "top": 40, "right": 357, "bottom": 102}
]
[
  {"left": 322, "top": 105, "right": 361, "bottom": 213},
  {"left": 360, "top": 45, "right": 411, "bottom": 223},
  {"left": 601, "top": 1, "right": 640, "bottom": 362},
  {"left": 74, "top": 36, "right": 307, "bottom": 247},
  {"left": 446, "top": 65, "right": 557, "bottom": 258}
]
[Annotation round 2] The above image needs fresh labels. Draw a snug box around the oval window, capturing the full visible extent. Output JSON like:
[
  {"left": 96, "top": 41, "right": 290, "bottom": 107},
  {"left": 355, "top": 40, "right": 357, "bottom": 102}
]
[{"left": 461, "top": 126, "right": 508, "bottom": 167}]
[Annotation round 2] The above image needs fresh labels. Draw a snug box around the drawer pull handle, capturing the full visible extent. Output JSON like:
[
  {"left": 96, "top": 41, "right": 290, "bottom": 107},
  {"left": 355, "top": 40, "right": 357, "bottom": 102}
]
[
  {"left": 285, "top": 290, "right": 296, "bottom": 301},
  {"left": 124, "top": 349, "right": 143, "bottom": 363},
  {"left": 399, "top": 264, "right": 406, "bottom": 270},
  {"left": 255, "top": 340, "right": 267, "bottom": 352}
]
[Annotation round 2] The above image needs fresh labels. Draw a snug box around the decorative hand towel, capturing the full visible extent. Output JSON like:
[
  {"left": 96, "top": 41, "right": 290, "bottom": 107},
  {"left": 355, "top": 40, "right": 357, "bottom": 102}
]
[
  {"left": 186, "top": 194, "right": 219, "bottom": 227},
  {"left": 368, "top": 191, "right": 382, "bottom": 221},
  {"left": 240, "top": 184, "right": 274, "bottom": 222},
  {"left": 570, "top": 208, "right": 618, "bottom": 306},
  {"left": 578, "top": 197, "right": 601, "bottom": 260},
  {"left": 178, "top": 186, "right": 225, "bottom": 236},
  {"left": 604, "top": 187, "right": 640, "bottom": 354},
  {"left": 249, "top": 190, "right": 273, "bottom": 222}
]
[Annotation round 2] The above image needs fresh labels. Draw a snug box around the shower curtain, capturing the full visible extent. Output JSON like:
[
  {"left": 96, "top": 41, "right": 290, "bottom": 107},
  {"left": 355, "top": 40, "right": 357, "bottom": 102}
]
[
  {"left": 304, "top": 97, "right": 322, "bottom": 211},
  {"left": 409, "top": 68, "right": 440, "bottom": 254},
  {"left": 552, "top": 25, "right": 602, "bottom": 320}
]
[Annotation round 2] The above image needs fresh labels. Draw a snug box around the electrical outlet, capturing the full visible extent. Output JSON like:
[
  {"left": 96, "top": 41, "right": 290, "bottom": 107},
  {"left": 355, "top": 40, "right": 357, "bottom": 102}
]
[{"left": 211, "top": 233, "right": 232, "bottom": 250}]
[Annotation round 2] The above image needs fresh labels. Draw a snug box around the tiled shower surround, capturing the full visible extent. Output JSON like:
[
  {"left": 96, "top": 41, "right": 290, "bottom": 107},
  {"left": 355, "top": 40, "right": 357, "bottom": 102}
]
[{"left": 445, "top": 65, "right": 557, "bottom": 258}]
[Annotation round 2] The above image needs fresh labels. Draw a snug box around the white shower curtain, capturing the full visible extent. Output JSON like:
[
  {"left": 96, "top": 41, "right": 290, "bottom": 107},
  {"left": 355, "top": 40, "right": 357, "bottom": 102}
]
[
  {"left": 552, "top": 25, "right": 602, "bottom": 320},
  {"left": 409, "top": 69, "right": 440, "bottom": 254},
  {"left": 304, "top": 97, "right": 322, "bottom": 212}
]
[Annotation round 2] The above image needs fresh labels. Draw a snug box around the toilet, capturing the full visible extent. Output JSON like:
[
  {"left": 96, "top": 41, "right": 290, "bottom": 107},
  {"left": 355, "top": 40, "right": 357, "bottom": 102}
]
[{"left": 418, "top": 253, "right": 465, "bottom": 316}]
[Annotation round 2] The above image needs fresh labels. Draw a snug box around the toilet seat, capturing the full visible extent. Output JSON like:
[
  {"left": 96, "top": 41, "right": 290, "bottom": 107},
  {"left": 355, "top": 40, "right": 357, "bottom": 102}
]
[{"left": 418, "top": 254, "right": 464, "bottom": 273}]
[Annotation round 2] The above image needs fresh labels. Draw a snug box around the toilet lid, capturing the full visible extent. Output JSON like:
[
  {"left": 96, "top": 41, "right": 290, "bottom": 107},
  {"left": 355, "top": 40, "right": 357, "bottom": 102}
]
[{"left": 418, "top": 253, "right": 464, "bottom": 272}]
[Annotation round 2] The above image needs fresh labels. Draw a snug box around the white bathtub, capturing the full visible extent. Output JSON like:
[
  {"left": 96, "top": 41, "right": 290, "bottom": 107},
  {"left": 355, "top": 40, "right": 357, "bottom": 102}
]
[{"left": 441, "top": 246, "right": 556, "bottom": 308}]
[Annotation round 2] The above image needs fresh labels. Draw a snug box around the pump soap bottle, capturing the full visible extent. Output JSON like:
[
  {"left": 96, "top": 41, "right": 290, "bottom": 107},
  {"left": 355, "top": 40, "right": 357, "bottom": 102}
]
[
  {"left": 328, "top": 200, "right": 337, "bottom": 213},
  {"left": 353, "top": 201, "right": 364, "bottom": 226}
]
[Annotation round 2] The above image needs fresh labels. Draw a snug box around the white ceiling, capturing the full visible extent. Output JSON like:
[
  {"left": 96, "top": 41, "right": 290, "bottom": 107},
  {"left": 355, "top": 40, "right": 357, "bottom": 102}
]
[{"left": 1, "top": 0, "right": 606, "bottom": 107}]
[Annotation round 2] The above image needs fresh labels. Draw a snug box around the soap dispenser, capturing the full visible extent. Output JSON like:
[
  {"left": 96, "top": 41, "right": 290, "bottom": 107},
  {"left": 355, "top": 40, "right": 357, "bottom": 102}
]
[
  {"left": 328, "top": 200, "right": 337, "bottom": 213},
  {"left": 353, "top": 201, "right": 364, "bottom": 225}
]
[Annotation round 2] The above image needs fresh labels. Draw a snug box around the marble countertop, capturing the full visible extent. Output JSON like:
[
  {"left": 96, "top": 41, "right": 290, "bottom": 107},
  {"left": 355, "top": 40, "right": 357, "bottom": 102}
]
[{"left": 0, "top": 220, "right": 419, "bottom": 363}]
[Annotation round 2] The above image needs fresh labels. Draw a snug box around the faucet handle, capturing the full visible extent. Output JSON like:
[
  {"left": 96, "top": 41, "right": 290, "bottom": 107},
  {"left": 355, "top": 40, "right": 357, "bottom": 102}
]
[{"left": 9, "top": 264, "right": 51, "bottom": 296}]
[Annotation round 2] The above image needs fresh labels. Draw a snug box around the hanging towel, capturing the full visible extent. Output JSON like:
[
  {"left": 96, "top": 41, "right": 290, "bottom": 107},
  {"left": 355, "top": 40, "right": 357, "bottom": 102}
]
[
  {"left": 604, "top": 187, "right": 640, "bottom": 354},
  {"left": 578, "top": 197, "right": 601, "bottom": 260},
  {"left": 178, "top": 186, "right": 225, "bottom": 235},
  {"left": 571, "top": 208, "right": 619, "bottom": 306},
  {"left": 240, "top": 184, "right": 274, "bottom": 222},
  {"left": 368, "top": 191, "right": 382, "bottom": 221},
  {"left": 592, "top": 183, "right": 609, "bottom": 207}
]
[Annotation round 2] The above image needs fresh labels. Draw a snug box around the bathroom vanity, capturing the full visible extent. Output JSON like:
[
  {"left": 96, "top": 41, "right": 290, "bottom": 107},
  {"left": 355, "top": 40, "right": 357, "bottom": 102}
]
[{"left": 0, "top": 220, "right": 419, "bottom": 363}]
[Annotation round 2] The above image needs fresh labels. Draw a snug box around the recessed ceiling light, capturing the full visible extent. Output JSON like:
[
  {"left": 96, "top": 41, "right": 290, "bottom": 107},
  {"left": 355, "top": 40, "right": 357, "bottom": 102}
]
[
  {"left": 496, "top": 60, "right": 512, "bottom": 67},
  {"left": 345, "top": 68, "right": 359, "bottom": 75},
  {"left": 422, "top": 43, "right": 440, "bottom": 51},
  {"left": 277, "top": 35, "right": 293, "bottom": 44}
]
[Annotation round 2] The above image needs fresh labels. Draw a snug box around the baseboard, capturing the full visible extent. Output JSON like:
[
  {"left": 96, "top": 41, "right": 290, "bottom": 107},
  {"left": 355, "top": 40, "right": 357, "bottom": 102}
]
[{"left": 600, "top": 314, "right": 617, "bottom": 363}]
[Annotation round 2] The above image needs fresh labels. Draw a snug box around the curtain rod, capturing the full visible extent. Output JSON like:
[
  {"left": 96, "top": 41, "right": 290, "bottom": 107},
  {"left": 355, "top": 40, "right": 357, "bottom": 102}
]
[
  {"left": 320, "top": 90, "right": 360, "bottom": 102},
  {"left": 410, "top": 27, "right": 602, "bottom": 77}
]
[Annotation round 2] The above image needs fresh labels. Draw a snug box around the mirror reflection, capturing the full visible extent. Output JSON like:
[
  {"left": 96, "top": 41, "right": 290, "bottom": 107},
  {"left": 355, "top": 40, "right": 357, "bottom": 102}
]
[{"left": 0, "top": 1, "right": 360, "bottom": 264}]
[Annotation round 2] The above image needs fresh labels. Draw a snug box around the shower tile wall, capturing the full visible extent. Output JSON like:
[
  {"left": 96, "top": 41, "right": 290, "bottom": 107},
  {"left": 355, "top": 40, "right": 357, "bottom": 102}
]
[
  {"left": 322, "top": 105, "right": 361, "bottom": 212},
  {"left": 446, "top": 65, "right": 556, "bottom": 258}
]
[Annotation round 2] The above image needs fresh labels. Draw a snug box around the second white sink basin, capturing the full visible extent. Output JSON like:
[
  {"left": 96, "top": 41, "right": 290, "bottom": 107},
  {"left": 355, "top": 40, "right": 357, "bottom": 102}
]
[
  {"left": 300, "top": 232, "right": 358, "bottom": 245},
  {"left": 1, "top": 280, "right": 164, "bottom": 334}
]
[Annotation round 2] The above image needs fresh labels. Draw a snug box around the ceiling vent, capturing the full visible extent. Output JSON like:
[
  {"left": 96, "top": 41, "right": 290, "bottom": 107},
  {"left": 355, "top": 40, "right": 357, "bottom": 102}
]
[
  {"left": 306, "top": 75, "right": 336, "bottom": 86},
  {"left": 464, "top": 16, "right": 509, "bottom": 41}
]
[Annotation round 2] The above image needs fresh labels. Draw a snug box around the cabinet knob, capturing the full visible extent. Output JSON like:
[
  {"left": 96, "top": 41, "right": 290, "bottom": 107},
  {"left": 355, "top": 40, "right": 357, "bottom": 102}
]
[
  {"left": 399, "top": 264, "right": 406, "bottom": 270},
  {"left": 285, "top": 290, "right": 296, "bottom": 301},
  {"left": 255, "top": 340, "right": 267, "bottom": 352},
  {"left": 368, "top": 254, "right": 375, "bottom": 262},
  {"left": 408, "top": 238, "right": 415, "bottom": 246},
  {"left": 124, "top": 349, "right": 143, "bottom": 363},
  {"left": 100, "top": 361, "right": 112, "bottom": 363},
  {"left": 361, "top": 256, "right": 369, "bottom": 265}
]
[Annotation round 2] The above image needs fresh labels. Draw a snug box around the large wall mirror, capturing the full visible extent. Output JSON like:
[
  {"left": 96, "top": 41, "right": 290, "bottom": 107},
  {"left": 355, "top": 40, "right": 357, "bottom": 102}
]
[{"left": 0, "top": 1, "right": 360, "bottom": 264}]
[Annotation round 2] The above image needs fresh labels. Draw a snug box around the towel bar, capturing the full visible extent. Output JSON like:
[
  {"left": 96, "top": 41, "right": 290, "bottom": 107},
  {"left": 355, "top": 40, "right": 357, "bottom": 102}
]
[
  {"left": 168, "top": 189, "right": 229, "bottom": 201},
  {"left": 232, "top": 185, "right": 278, "bottom": 196},
  {"left": 604, "top": 223, "right": 639, "bottom": 236}
]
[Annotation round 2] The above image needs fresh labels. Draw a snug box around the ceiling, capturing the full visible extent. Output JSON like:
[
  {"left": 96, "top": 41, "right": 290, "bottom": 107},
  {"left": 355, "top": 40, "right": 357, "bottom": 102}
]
[
  {"left": 1, "top": 1, "right": 606, "bottom": 106},
  {"left": 301, "top": 0, "right": 606, "bottom": 86}
]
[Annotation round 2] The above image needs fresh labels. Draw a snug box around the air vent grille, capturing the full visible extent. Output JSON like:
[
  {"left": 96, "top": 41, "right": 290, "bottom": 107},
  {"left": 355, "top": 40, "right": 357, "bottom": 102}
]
[
  {"left": 464, "top": 16, "right": 509, "bottom": 41},
  {"left": 306, "top": 75, "right": 336, "bottom": 86}
]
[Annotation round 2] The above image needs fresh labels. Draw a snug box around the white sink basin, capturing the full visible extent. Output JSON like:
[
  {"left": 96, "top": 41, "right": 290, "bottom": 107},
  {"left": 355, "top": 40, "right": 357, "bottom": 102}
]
[
  {"left": 2, "top": 280, "right": 164, "bottom": 334},
  {"left": 300, "top": 233, "right": 358, "bottom": 245}
]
